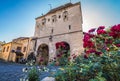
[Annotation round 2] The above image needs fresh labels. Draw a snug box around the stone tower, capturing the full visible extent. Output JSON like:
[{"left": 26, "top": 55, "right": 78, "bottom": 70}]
[{"left": 32, "top": 2, "right": 83, "bottom": 64}]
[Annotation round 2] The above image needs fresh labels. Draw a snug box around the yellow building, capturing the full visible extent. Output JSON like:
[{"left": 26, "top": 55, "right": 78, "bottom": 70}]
[
  {"left": 1, "top": 42, "right": 12, "bottom": 61},
  {"left": 0, "top": 41, "right": 5, "bottom": 59},
  {"left": 1, "top": 37, "right": 31, "bottom": 62}
]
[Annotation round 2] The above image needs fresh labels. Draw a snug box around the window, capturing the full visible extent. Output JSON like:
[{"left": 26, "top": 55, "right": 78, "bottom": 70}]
[
  {"left": 58, "top": 15, "right": 61, "bottom": 19},
  {"left": 16, "top": 47, "right": 21, "bottom": 52},
  {"left": 42, "top": 18, "right": 46, "bottom": 25},
  {"left": 48, "top": 18, "right": 50, "bottom": 22},
  {"left": 37, "top": 25, "right": 39, "bottom": 28},
  {"left": 52, "top": 15, "right": 57, "bottom": 23},
  {"left": 63, "top": 11, "right": 68, "bottom": 21},
  {"left": 23, "top": 47, "right": 26, "bottom": 52},
  {"left": 52, "top": 19, "right": 54, "bottom": 22},
  {"left": 36, "top": 23, "right": 39, "bottom": 28},
  {"left": 36, "top": 23, "right": 43, "bottom": 31},
  {"left": 69, "top": 25, "right": 71, "bottom": 30},
  {"left": 3, "top": 47, "right": 5, "bottom": 52},
  {"left": 6, "top": 46, "right": 9, "bottom": 52},
  {"left": 51, "top": 29, "right": 53, "bottom": 34}
]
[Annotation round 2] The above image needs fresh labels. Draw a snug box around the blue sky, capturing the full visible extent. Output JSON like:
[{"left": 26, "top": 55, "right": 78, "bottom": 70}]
[{"left": 0, "top": 0, "right": 120, "bottom": 42}]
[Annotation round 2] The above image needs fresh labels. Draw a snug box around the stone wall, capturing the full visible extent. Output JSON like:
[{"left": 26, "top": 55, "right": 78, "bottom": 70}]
[{"left": 35, "top": 31, "right": 83, "bottom": 61}]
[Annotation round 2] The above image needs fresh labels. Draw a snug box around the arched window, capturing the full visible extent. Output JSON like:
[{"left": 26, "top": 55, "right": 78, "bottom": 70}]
[
  {"left": 55, "top": 41, "right": 70, "bottom": 66},
  {"left": 52, "top": 15, "right": 57, "bottom": 23},
  {"left": 6, "top": 46, "right": 9, "bottom": 52},
  {"left": 3, "top": 47, "right": 6, "bottom": 52},
  {"left": 48, "top": 18, "right": 50, "bottom": 22},
  {"left": 58, "top": 15, "right": 61, "bottom": 19},
  {"left": 36, "top": 23, "right": 40, "bottom": 28},
  {"left": 42, "top": 18, "right": 46, "bottom": 25},
  {"left": 55, "top": 41, "right": 70, "bottom": 56},
  {"left": 63, "top": 11, "right": 68, "bottom": 21}
]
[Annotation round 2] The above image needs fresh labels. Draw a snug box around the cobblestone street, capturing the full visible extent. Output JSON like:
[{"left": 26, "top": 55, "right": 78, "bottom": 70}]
[
  {"left": 0, "top": 61, "right": 25, "bottom": 81},
  {"left": 0, "top": 60, "right": 59, "bottom": 81}
]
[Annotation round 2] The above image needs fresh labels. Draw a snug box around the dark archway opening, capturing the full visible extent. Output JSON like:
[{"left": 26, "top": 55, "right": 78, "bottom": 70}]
[
  {"left": 11, "top": 49, "right": 24, "bottom": 63},
  {"left": 37, "top": 44, "right": 49, "bottom": 65},
  {"left": 27, "top": 52, "right": 36, "bottom": 63}
]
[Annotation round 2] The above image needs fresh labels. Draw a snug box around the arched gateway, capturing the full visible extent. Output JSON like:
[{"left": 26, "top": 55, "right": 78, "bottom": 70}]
[
  {"left": 36, "top": 43, "right": 49, "bottom": 65},
  {"left": 55, "top": 41, "right": 70, "bottom": 57}
]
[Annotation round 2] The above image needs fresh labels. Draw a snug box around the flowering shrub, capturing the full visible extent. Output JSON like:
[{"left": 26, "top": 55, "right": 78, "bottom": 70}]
[
  {"left": 20, "top": 60, "right": 49, "bottom": 81},
  {"left": 55, "top": 24, "right": 120, "bottom": 81},
  {"left": 83, "top": 24, "right": 120, "bottom": 58}
]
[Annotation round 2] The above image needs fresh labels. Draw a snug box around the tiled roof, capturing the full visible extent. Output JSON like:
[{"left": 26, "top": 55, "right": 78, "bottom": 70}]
[
  {"left": 36, "top": 2, "right": 80, "bottom": 19},
  {"left": 13, "top": 37, "right": 29, "bottom": 41},
  {"left": 47, "top": 3, "right": 73, "bottom": 14}
]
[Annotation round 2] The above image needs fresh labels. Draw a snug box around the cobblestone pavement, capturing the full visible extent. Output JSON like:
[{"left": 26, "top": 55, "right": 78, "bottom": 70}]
[
  {"left": 0, "top": 61, "right": 59, "bottom": 81},
  {"left": 0, "top": 61, "right": 26, "bottom": 81}
]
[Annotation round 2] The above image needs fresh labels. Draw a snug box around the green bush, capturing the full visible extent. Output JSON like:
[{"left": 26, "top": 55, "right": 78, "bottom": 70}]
[
  {"left": 55, "top": 51, "right": 120, "bottom": 81},
  {"left": 28, "top": 66, "right": 39, "bottom": 81}
]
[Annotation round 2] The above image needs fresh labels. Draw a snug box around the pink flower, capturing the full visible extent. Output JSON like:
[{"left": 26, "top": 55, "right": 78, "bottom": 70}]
[
  {"left": 83, "top": 33, "right": 95, "bottom": 48},
  {"left": 55, "top": 42, "right": 60, "bottom": 49},
  {"left": 83, "top": 33, "right": 91, "bottom": 42},
  {"left": 54, "top": 57, "right": 56, "bottom": 59},
  {"left": 110, "top": 24, "right": 120, "bottom": 33},
  {"left": 88, "top": 28, "right": 96, "bottom": 33},
  {"left": 83, "top": 42, "right": 88, "bottom": 48},
  {"left": 95, "top": 52, "right": 102, "bottom": 56},
  {"left": 109, "top": 32, "right": 117, "bottom": 38},
  {"left": 56, "top": 42, "right": 66, "bottom": 49},
  {"left": 73, "top": 55, "right": 77, "bottom": 59},
  {"left": 105, "top": 39, "right": 113, "bottom": 44},
  {"left": 84, "top": 41, "right": 94, "bottom": 48},
  {"left": 109, "top": 24, "right": 120, "bottom": 38},
  {"left": 97, "top": 26, "right": 106, "bottom": 35},
  {"left": 61, "top": 42, "right": 66, "bottom": 48},
  {"left": 84, "top": 54, "right": 88, "bottom": 59},
  {"left": 115, "top": 44, "right": 120, "bottom": 47},
  {"left": 110, "top": 25, "right": 119, "bottom": 32},
  {"left": 89, "top": 49, "right": 96, "bottom": 53},
  {"left": 106, "top": 47, "right": 110, "bottom": 51},
  {"left": 97, "top": 29, "right": 106, "bottom": 35},
  {"left": 85, "top": 49, "right": 96, "bottom": 55},
  {"left": 57, "top": 54, "right": 61, "bottom": 58},
  {"left": 97, "top": 26, "right": 105, "bottom": 30}
]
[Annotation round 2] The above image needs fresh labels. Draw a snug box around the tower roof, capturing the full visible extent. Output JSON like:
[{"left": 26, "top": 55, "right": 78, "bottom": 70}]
[{"left": 36, "top": 2, "right": 80, "bottom": 20}]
